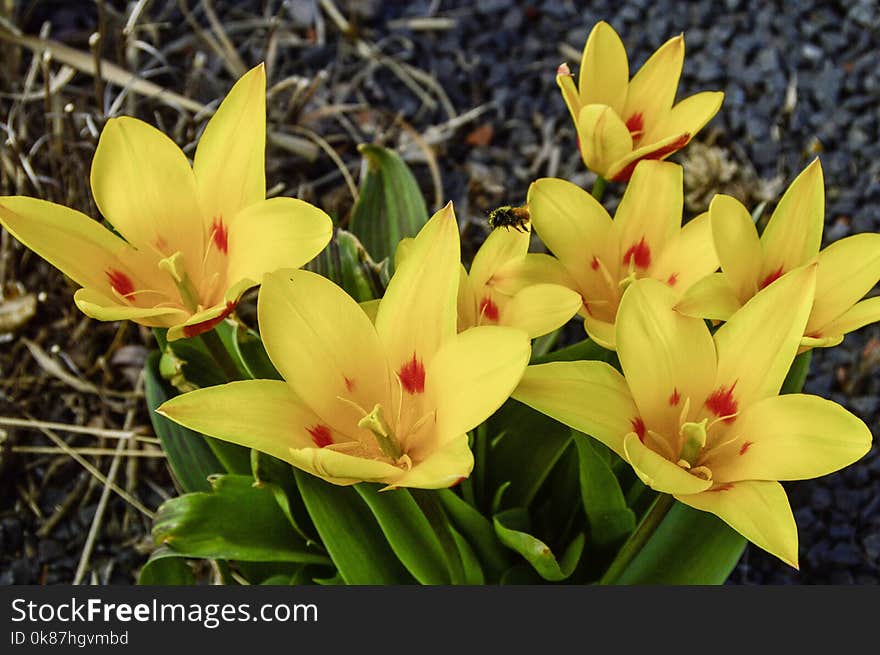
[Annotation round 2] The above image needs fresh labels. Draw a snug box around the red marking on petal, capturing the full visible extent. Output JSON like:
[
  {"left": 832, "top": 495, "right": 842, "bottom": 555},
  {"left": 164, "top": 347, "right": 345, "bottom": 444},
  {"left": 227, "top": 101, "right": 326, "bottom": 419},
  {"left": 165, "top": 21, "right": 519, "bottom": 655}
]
[
  {"left": 631, "top": 417, "right": 646, "bottom": 443},
  {"left": 154, "top": 236, "right": 168, "bottom": 251},
  {"left": 590, "top": 256, "right": 600, "bottom": 271},
  {"left": 666, "top": 273, "right": 678, "bottom": 286},
  {"left": 708, "top": 483, "right": 734, "bottom": 493},
  {"left": 623, "top": 237, "right": 652, "bottom": 269},
  {"left": 398, "top": 354, "right": 426, "bottom": 395},
  {"left": 182, "top": 301, "right": 236, "bottom": 338},
  {"left": 583, "top": 301, "right": 594, "bottom": 317},
  {"left": 759, "top": 267, "right": 784, "bottom": 290},
  {"left": 479, "top": 296, "right": 500, "bottom": 322},
  {"left": 705, "top": 382, "right": 738, "bottom": 423},
  {"left": 556, "top": 62, "right": 571, "bottom": 76},
  {"left": 211, "top": 217, "right": 229, "bottom": 254},
  {"left": 451, "top": 476, "right": 466, "bottom": 487},
  {"left": 307, "top": 424, "right": 333, "bottom": 448},
  {"left": 610, "top": 133, "right": 691, "bottom": 182},
  {"left": 669, "top": 388, "right": 681, "bottom": 406},
  {"left": 739, "top": 440, "right": 754, "bottom": 456},
  {"left": 344, "top": 376, "right": 356, "bottom": 393},
  {"left": 106, "top": 269, "right": 135, "bottom": 298},
  {"left": 625, "top": 112, "right": 644, "bottom": 140}
]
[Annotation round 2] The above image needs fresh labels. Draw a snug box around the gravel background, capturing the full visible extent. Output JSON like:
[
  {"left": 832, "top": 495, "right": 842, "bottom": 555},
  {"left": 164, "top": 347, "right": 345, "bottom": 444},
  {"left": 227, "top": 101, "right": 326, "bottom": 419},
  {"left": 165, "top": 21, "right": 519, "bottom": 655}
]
[{"left": 1, "top": 0, "right": 878, "bottom": 584}]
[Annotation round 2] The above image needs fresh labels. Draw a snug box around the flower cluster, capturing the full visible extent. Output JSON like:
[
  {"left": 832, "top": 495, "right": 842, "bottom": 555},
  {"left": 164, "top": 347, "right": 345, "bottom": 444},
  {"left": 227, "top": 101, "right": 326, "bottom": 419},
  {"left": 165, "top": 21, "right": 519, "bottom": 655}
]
[{"left": 2, "top": 22, "right": 875, "bottom": 573}]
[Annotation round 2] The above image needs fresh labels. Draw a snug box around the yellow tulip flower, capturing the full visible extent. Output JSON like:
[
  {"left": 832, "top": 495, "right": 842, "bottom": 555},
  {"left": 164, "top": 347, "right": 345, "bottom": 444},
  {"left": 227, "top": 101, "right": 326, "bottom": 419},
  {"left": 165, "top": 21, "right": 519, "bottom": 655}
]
[
  {"left": 677, "top": 159, "right": 880, "bottom": 349},
  {"left": 512, "top": 267, "right": 872, "bottom": 567},
  {"left": 157, "top": 204, "right": 532, "bottom": 489},
  {"left": 456, "top": 222, "right": 582, "bottom": 337},
  {"left": 0, "top": 64, "right": 332, "bottom": 340},
  {"left": 558, "top": 21, "right": 723, "bottom": 181},
  {"left": 528, "top": 160, "right": 718, "bottom": 349}
]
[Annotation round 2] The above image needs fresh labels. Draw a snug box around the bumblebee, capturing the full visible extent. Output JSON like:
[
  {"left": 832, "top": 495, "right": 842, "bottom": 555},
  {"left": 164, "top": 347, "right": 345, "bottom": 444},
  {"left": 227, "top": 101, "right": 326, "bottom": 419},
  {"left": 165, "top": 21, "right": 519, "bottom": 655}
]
[{"left": 486, "top": 204, "right": 530, "bottom": 232}]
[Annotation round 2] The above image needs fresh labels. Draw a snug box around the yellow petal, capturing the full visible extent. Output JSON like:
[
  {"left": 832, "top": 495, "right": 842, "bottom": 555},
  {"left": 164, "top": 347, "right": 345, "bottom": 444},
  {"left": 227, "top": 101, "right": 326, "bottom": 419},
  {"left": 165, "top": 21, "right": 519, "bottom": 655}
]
[
  {"left": 674, "top": 272, "right": 742, "bottom": 321},
  {"left": 577, "top": 21, "right": 629, "bottom": 115},
  {"left": 649, "top": 210, "right": 718, "bottom": 294},
  {"left": 703, "top": 394, "right": 872, "bottom": 483},
  {"left": 490, "top": 253, "right": 580, "bottom": 296},
  {"left": 427, "top": 325, "right": 530, "bottom": 439},
  {"left": 623, "top": 432, "right": 712, "bottom": 495},
  {"left": 512, "top": 361, "right": 637, "bottom": 458},
  {"left": 622, "top": 34, "right": 684, "bottom": 138},
  {"left": 643, "top": 91, "right": 724, "bottom": 145},
  {"left": 74, "top": 288, "right": 187, "bottom": 327},
  {"left": 606, "top": 131, "right": 692, "bottom": 182},
  {"left": 287, "top": 446, "right": 404, "bottom": 487},
  {"left": 375, "top": 203, "right": 460, "bottom": 373},
  {"left": 582, "top": 314, "right": 617, "bottom": 350},
  {"left": 616, "top": 278, "right": 717, "bottom": 437},
  {"left": 385, "top": 434, "right": 473, "bottom": 490},
  {"left": 759, "top": 159, "right": 824, "bottom": 278},
  {"left": 817, "top": 296, "right": 880, "bottom": 340},
  {"left": 556, "top": 63, "right": 581, "bottom": 125},
  {"left": 468, "top": 224, "right": 530, "bottom": 292},
  {"left": 91, "top": 116, "right": 202, "bottom": 256},
  {"left": 675, "top": 480, "right": 798, "bottom": 568},
  {"left": 502, "top": 284, "right": 582, "bottom": 338},
  {"left": 0, "top": 196, "right": 132, "bottom": 291},
  {"left": 394, "top": 236, "right": 415, "bottom": 270},
  {"left": 527, "top": 177, "right": 616, "bottom": 299},
  {"left": 225, "top": 197, "right": 332, "bottom": 289},
  {"left": 257, "top": 268, "right": 392, "bottom": 437},
  {"left": 193, "top": 64, "right": 267, "bottom": 222},
  {"left": 156, "top": 380, "right": 329, "bottom": 463},
  {"left": 457, "top": 265, "right": 478, "bottom": 332},
  {"left": 709, "top": 194, "right": 761, "bottom": 303},
  {"left": 577, "top": 104, "right": 633, "bottom": 177},
  {"left": 807, "top": 233, "right": 880, "bottom": 335},
  {"left": 166, "top": 300, "right": 237, "bottom": 341},
  {"left": 360, "top": 299, "right": 381, "bottom": 324},
  {"left": 712, "top": 265, "right": 816, "bottom": 409},
  {"left": 613, "top": 160, "right": 683, "bottom": 270}
]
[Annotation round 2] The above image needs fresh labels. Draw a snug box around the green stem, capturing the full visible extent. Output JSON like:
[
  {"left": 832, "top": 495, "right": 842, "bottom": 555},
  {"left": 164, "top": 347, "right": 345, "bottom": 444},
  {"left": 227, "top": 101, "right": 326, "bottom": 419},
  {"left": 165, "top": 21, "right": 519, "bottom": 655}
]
[
  {"left": 200, "top": 329, "right": 243, "bottom": 382},
  {"left": 591, "top": 175, "right": 608, "bottom": 201},
  {"left": 597, "top": 492, "right": 675, "bottom": 585}
]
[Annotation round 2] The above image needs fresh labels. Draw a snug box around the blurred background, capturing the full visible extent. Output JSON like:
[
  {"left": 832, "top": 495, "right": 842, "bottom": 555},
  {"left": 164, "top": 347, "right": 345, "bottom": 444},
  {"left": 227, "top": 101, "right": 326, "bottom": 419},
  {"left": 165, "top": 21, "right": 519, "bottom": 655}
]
[{"left": 0, "top": 0, "right": 877, "bottom": 584}]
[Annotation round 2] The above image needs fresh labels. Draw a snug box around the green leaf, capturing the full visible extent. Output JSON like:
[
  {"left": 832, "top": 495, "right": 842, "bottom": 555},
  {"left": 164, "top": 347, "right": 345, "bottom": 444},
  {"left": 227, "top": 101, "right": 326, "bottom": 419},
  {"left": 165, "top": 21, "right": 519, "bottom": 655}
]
[
  {"left": 137, "top": 546, "right": 195, "bottom": 585},
  {"left": 349, "top": 143, "right": 429, "bottom": 270},
  {"left": 488, "top": 400, "right": 573, "bottom": 508},
  {"left": 354, "top": 484, "right": 450, "bottom": 585},
  {"left": 530, "top": 337, "right": 617, "bottom": 366},
  {"left": 493, "top": 508, "right": 585, "bottom": 582},
  {"left": 294, "top": 470, "right": 415, "bottom": 584},
  {"left": 144, "top": 350, "right": 223, "bottom": 493},
  {"left": 229, "top": 321, "right": 283, "bottom": 380},
  {"left": 449, "top": 526, "right": 485, "bottom": 585},
  {"left": 307, "top": 228, "right": 387, "bottom": 301},
  {"left": 152, "top": 474, "right": 330, "bottom": 565},
  {"left": 612, "top": 500, "right": 746, "bottom": 585},
  {"left": 575, "top": 436, "right": 636, "bottom": 547},
  {"left": 251, "top": 450, "right": 316, "bottom": 543},
  {"left": 436, "top": 489, "right": 510, "bottom": 579}
]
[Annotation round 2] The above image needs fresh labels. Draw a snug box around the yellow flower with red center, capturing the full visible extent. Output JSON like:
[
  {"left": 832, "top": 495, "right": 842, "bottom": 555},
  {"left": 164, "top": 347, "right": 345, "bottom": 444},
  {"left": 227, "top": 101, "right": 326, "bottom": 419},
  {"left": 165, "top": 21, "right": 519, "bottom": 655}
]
[
  {"left": 527, "top": 160, "right": 718, "bottom": 349},
  {"left": 456, "top": 222, "right": 582, "bottom": 338},
  {"left": 157, "top": 204, "right": 532, "bottom": 489},
  {"left": 678, "top": 158, "right": 880, "bottom": 350},
  {"left": 558, "top": 21, "right": 723, "bottom": 181},
  {"left": 0, "top": 64, "right": 332, "bottom": 340},
  {"left": 512, "top": 267, "right": 872, "bottom": 567}
]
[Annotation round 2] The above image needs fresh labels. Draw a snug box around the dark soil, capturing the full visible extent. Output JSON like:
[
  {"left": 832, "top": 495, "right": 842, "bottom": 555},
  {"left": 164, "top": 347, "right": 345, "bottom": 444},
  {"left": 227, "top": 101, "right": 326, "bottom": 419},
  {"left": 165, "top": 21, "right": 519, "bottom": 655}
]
[{"left": 0, "top": 0, "right": 877, "bottom": 584}]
